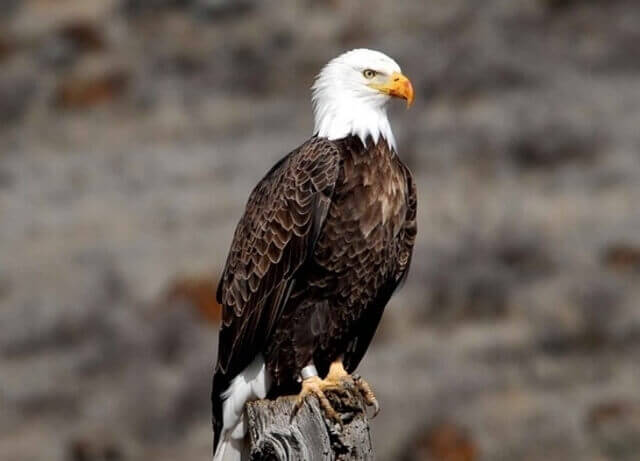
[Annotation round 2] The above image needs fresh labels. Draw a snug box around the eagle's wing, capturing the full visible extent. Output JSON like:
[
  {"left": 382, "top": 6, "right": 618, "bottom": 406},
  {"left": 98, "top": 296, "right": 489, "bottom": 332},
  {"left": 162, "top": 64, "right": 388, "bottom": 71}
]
[
  {"left": 212, "top": 137, "right": 340, "bottom": 442},
  {"left": 344, "top": 160, "right": 417, "bottom": 372}
]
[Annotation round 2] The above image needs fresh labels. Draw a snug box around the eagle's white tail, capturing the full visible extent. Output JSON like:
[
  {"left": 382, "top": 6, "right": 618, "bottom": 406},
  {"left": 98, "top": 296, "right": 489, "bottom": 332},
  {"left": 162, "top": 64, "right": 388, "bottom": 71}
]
[{"left": 213, "top": 355, "right": 271, "bottom": 461}]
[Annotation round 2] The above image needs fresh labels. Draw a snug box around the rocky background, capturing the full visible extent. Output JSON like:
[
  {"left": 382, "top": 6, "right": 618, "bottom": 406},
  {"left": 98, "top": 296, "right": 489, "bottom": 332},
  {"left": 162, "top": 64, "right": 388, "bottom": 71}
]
[{"left": 2, "top": 0, "right": 640, "bottom": 460}]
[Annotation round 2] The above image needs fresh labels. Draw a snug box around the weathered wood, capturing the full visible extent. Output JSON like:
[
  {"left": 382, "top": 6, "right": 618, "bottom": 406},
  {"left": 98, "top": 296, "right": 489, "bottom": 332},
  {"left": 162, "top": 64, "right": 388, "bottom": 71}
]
[{"left": 245, "top": 385, "right": 374, "bottom": 461}]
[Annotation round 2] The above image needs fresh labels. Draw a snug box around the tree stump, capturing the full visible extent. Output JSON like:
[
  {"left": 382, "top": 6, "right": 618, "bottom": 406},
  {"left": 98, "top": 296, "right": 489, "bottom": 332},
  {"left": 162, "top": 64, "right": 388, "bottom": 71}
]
[{"left": 245, "top": 384, "right": 374, "bottom": 461}]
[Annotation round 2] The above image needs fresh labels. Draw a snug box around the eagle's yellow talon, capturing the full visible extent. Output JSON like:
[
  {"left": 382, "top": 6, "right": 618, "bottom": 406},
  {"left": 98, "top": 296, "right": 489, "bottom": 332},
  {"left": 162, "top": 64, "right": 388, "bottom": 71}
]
[
  {"left": 291, "top": 361, "right": 379, "bottom": 427},
  {"left": 353, "top": 374, "right": 380, "bottom": 418},
  {"left": 291, "top": 375, "right": 343, "bottom": 426}
]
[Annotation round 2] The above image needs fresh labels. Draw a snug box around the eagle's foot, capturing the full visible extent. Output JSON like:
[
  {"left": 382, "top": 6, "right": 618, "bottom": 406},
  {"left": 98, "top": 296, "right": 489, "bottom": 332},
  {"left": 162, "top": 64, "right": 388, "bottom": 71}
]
[
  {"left": 290, "top": 361, "right": 379, "bottom": 426},
  {"left": 324, "top": 361, "right": 380, "bottom": 418},
  {"left": 291, "top": 375, "right": 344, "bottom": 428},
  {"left": 353, "top": 373, "right": 380, "bottom": 418}
]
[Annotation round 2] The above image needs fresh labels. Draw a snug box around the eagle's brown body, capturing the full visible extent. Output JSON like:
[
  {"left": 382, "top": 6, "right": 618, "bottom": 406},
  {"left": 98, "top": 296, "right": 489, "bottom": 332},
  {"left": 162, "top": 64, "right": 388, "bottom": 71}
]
[{"left": 212, "top": 135, "right": 417, "bottom": 445}]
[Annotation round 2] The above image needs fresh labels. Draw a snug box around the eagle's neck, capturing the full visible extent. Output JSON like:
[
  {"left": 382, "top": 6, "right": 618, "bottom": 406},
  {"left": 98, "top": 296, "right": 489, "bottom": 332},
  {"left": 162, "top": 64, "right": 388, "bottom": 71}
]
[{"left": 312, "top": 99, "right": 397, "bottom": 152}]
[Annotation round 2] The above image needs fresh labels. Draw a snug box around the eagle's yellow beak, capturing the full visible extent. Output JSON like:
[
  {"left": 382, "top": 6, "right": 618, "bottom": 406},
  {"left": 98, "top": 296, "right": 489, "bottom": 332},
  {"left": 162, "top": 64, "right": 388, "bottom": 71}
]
[{"left": 370, "top": 72, "right": 414, "bottom": 107}]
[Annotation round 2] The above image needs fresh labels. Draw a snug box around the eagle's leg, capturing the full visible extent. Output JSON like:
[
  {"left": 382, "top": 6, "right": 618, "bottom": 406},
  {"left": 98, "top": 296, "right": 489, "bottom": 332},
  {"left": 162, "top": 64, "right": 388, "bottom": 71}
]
[
  {"left": 291, "top": 367, "right": 343, "bottom": 427},
  {"left": 325, "top": 359, "right": 350, "bottom": 382}
]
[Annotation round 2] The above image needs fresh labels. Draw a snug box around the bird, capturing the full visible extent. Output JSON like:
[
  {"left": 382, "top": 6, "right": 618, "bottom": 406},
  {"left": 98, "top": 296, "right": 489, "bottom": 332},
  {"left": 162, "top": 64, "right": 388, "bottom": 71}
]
[{"left": 212, "top": 48, "right": 417, "bottom": 461}]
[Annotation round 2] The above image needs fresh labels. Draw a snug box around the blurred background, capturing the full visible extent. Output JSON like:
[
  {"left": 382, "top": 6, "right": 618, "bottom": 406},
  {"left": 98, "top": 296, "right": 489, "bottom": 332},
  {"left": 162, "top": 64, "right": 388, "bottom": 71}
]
[{"left": 1, "top": 0, "right": 640, "bottom": 460}]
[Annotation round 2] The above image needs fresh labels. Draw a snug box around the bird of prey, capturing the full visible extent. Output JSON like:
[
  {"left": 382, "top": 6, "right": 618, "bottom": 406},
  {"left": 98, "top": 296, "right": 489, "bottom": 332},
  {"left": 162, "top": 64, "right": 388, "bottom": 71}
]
[{"left": 212, "top": 48, "right": 416, "bottom": 460}]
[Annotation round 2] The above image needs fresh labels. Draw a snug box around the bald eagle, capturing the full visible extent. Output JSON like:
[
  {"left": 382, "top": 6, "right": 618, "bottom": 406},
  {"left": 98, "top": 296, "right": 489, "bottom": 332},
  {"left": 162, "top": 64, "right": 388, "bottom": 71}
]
[{"left": 212, "top": 49, "right": 416, "bottom": 460}]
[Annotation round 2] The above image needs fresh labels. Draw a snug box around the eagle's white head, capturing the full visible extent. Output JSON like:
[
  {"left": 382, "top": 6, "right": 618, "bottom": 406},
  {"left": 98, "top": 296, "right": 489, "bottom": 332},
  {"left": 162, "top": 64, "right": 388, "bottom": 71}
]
[{"left": 312, "top": 48, "right": 414, "bottom": 152}]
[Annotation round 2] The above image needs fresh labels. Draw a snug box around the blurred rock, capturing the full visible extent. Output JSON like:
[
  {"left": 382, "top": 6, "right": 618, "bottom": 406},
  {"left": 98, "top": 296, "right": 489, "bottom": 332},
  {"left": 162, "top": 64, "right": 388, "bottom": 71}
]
[
  {"left": 508, "top": 122, "right": 601, "bottom": 169},
  {"left": 541, "top": 0, "right": 612, "bottom": 10},
  {"left": 0, "top": 35, "right": 17, "bottom": 63},
  {"left": 7, "top": 0, "right": 118, "bottom": 40},
  {"left": 58, "top": 22, "right": 106, "bottom": 52},
  {"left": 193, "top": 0, "right": 256, "bottom": 21},
  {"left": 122, "top": 0, "right": 193, "bottom": 15},
  {"left": 494, "top": 232, "right": 554, "bottom": 278},
  {"left": 602, "top": 244, "right": 640, "bottom": 273},
  {"left": 587, "top": 400, "right": 640, "bottom": 461},
  {"left": 0, "top": 0, "right": 20, "bottom": 18},
  {"left": 122, "top": 0, "right": 255, "bottom": 19},
  {"left": 401, "top": 422, "right": 477, "bottom": 461},
  {"left": 420, "top": 230, "right": 553, "bottom": 323},
  {"left": 168, "top": 360, "right": 214, "bottom": 434},
  {"left": 67, "top": 436, "right": 127, "bottom": 461},
  {"left": 153, "top": 52, "right": 206, "bottom": 77},
  {"left": 0, "top": 167, "right": 12, "bottom": 189},
  {"left": 0, "top": 73, "right": 35, "bottom": 124},
  {"left": 538, "top": 277, "right": 625, "bottom": 354},
  {"left": 150, "top": 304, "right": 210, "bottom": 364},
  {"left": 424, "top": 50, "right": 534, "bottom": 100},
  {"left": 38, "top": 20, "right": 107, "bottom": 68},
  {"left": 426, "top": 268, "right": 511, "bottom": 322},
  {"left": 54, "top": 69, "right": 129, "bottom": 109},
  {"left": 39, "top": 34, "right": 77, "bottom": 68},
  {"left": 164, "top": 274, "right": 222, "bottom": 325},
  {"left": 0, "top": 277, "right": 9, "bottom": 300}
]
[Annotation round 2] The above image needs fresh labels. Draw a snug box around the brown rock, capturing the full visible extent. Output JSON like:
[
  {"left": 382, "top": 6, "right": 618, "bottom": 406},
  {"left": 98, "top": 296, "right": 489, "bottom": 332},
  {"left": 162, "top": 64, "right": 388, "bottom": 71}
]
[
  {"left": 165, "top": 274, "right": 222, "bottom": 324},
  {"left": 0, "top": 36, "right": 16, "bottom": 63},
  {"left": 58, "top": 22, "right": 106, "bottom": 52},
  {"left": 602, "top": 244, "right": 640, "bottom": 273},
  {"left": 402, "top": 422, "right": 477, "bottom": 461},
  {"left": 54, "top": 70, "right": 129, "bottom": 109}
]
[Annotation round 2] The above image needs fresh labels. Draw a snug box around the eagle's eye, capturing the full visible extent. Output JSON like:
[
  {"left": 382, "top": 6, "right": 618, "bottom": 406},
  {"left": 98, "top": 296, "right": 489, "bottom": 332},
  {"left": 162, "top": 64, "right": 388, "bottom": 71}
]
[{"left": 363, "top": 69, "right": 377, "bottom": 79}]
